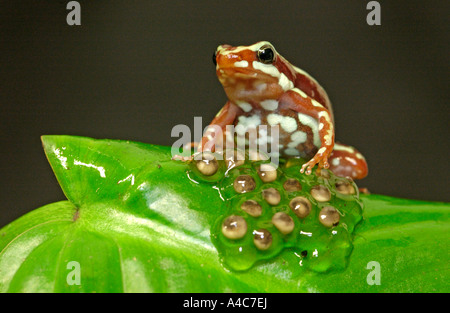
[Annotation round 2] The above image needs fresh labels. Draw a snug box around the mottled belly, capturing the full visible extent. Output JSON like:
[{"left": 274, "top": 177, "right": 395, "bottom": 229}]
[{"left": 232, "top": 109, "right": 321, "bottom": 159}]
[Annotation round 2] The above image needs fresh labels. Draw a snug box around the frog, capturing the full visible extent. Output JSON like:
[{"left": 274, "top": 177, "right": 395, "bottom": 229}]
[{"left": 195, "top": 41, "right": 368, "bottom": 180}]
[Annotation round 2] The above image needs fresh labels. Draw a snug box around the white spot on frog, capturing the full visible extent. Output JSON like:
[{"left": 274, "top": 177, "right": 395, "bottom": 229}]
[
  {"left": 284, "top": 148, "right": 300, "bottom": 156},
  {"left": 260, "top": 99, "right": 278, "bottom": 111},
  {"left": 332, "top": 158, "right": 340, "bottom": 167},
  {"left": 235, "top": 100, "right": 252, "bottom": 112},
  {"left": 288, "top": 131, "right": 307, "bottom": 148},
  {"left": 279, "top": 73, "right": 294, "bottom": 91},
  {"left": 317, "top": 147, "right": 327, "bottom": 154},
  {"left": 257, "top": 127, "right": 269, "bottom": 145},
  {"left": 292, "top": 87, "right": 308, "bottom": 99},
  {"left": 252, "top": 61, "right": 281, "bottom": 78},
  {"left": 255, "top": 82, "right": 267, "bottom": 92},
  {"left": 334, "top": 143, "right": 356, "bottom": 154},
  {"left": 234, "top": 60, "right": 249, "bottom": 68},
  {"left": 318, "top": 111, "right": 332, "bottom": 123},
  {"left": 258, "top": 127, "right": 267, "bottom": 137},
  {"left": 267, "top": 113, "right": 297, "bottom": 133},
  {"left": 356, "top": 152, "right": 365, "bottom": 160},
  {"left": 293, "top": 88, "right": 323, "bottom": 108},
  {"left": 235, "top": 115, "right": 261, "bottom": 136},
  {"left": 298, "top": 113, "right": 321, "bottom": 148}
]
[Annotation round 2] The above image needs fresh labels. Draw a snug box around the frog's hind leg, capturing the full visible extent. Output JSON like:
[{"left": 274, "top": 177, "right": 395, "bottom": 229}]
[{"left": 328, "top": 143, "right": 368, "bottom": 180}]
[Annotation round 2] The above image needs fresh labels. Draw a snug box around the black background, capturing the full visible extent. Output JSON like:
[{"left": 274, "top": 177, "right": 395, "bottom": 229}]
[{"left": 0, "top": 1, "right": 448, "bottom": 228}]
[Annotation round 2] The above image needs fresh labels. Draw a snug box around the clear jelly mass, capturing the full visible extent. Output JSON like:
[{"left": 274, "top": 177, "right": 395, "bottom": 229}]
[{"left": 189, "top": 150, "right": 364, "bottom": 272}]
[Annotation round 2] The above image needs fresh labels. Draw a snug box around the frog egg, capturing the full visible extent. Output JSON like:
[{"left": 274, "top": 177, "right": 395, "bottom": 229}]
[
  {"left": 289, "top": 196, "right": 312, "bottom": 218},
  {"left": 224, "top": 149, "right": 246, "bottom": 169},
  {"left": 241, "top": 200, "right": 263, "bottom": 217},
  {"left": 253, "top": 229, "right": 273, "bottom": 250},
  {"left": 319, "top": 206, "right": 340, "bottom": 227},
  {"left": 262, "top": 187, "right": 281, "bottom": 206},
  {"left": 233, "top": 175, "right": 256, "bottom": 193},
  {"left": 257, "top": 163, "right": 277, "bottom": 183},
  {"left": 195, "top": 152, "right": 218, "bottom": 176},
  {"left": 310, "top": 185, "right": 331, "bottom": 202},
  {"left": 272, "top": 212, "right": 295, "bottom": 235},
  {"left": 317, "top": 168, "right": 331, "bottom": 179},
  {"left": 283, "top": 178, "right": 302, "bottom": 192},
  {"left": 335, "top": 180, "right": 356, "bottom": 195},
  {"left": 222, "top": 215, "right": 248, "bottom": 239}
]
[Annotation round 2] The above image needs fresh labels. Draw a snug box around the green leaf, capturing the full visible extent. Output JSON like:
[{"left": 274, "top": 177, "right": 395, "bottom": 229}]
[{"left": 0, "top": 135, "right": 448, "bottom": 292}]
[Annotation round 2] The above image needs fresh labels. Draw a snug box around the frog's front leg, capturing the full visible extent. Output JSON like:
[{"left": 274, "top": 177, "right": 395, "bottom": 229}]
[
  {"left": 198, "top": 101, "right": 241, "bottom": 152},
  {"left": 281, "top": 89, "right": 335, "bottom": 175},
  {"left": 172, "top": 102, "right": 240, "bottom": 162}
]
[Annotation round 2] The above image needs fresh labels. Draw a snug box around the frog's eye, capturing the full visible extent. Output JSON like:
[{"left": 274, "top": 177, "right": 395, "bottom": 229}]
[
  {"left": 212, "top": 51, "right": 217, "bottom": 66},
  {"left": 257, "top": 45, "right": 276, "bottom": 64}
]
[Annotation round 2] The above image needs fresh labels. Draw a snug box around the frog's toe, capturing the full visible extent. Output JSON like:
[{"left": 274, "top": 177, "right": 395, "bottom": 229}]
[
  {"left": 300, "top": 161, "right": 315, "bottom": 175},
  {"left": 171, "top": 154, "right": 193, "bottom": 162},
  {"left": 300, "top": 154, "right": 331, "bottom": 175},
  {"left": 319, "top": 158, "right": 330, "bottom": 169},
  {"left": 358, "top": 187, "right": 370, "bottom": 194}
]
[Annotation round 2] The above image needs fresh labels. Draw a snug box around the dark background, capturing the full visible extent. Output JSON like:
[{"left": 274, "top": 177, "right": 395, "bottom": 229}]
[{"left": 0, "top": 1, "right": 448, "bottom": 228}]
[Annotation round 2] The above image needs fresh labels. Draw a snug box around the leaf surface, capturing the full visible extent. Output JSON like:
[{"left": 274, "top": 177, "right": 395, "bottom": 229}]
[{"left": 0, "top": 135, "right": 448, "bottom": 292}]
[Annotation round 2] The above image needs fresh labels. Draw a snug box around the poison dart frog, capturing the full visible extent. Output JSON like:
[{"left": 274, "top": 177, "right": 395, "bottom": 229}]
[{"left": 197, "top": 41, "right": 368, "bottom": 180}]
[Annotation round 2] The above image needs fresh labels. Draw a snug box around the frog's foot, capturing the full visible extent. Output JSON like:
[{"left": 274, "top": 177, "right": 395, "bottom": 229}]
[
  {"left": 300, "top": 150, "right": 330, "bottom": 175},
  {"left": 171, "top": 154, "right": 193, "bottom": 162},
  {"left": 171, "top": 142, "right": 201, "bottom": 162},
  {"left": 358, "top": 187, "right": 370, "bottom": 194}
]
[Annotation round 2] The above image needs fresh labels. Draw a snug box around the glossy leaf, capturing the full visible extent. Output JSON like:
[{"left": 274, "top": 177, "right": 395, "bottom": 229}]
[{"left": 0, "top": 135, "right": 448, "bottom": 292}]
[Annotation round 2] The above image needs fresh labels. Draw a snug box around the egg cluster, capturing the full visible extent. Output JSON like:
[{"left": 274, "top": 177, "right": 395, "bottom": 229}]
[{"left": 189, "top": 150, "right": 363, "bottom": 272}]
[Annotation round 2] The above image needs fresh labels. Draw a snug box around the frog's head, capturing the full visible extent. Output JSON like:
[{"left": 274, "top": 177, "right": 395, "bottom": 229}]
[{"left": 213, "top": 41, "right": 296, "bottom": 103}]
